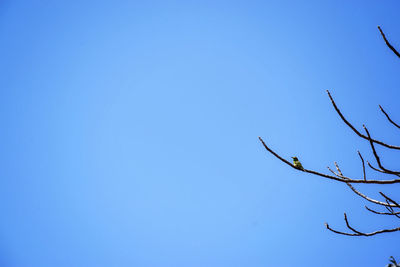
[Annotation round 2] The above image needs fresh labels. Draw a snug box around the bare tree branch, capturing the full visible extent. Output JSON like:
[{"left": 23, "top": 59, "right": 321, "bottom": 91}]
[
  {"left": 327, "top": 166, "right": 341, "bottom": 178},
  {"left": 365, "top": 205, "right": 400, "bottom": 216},
  {"left": 326, "top": 90, "right": 400, "bottom": 150},
  {"left": 345, "top": 182, "right": 398, "bottom": 208},
  {"left": 343, "top": 213, "right": 365, "bottom": 235},
  {"left": 325, "top": 214, "right": 400, "bottom": 236},
  {"left": 258, "top": 136, "right": 400, "bottom": 184},
  {"left": 367, "top": 160, "right": 388, "bottom": 174},
  {"left": 260, "top": 26, "right": 400, "bottom": 240},
  {"left": 334, "top": 162, "right": 343, "bottom": 176},
  {"left": 325, "top": 222, "right": 361, "bottom": 236},
  {"left": 382, "top": 199, "right": 400, "bottom": 219},
  {"left": 364, "top": 125, "right": 400, "bottom": 175},
  {"left": 383, "top": 203, "right": 400, "bottom": 219},
  {"left": 366, "top": 161, "right": 400, "bottom": 180},
  {"left": 380, "top": 105, "right": 400, "bottom": 129},
  {"left": 357, "top": 151, "right": 366, "bottom": 181},
  {"left": 378, "top": 26, "right": 400, "bottom": 59},
  {"left": 384, "top": 201, "right": 396, "bottom": 215},
  {"left": 380, "top": 192, "right": 400, "bottom": 208}
]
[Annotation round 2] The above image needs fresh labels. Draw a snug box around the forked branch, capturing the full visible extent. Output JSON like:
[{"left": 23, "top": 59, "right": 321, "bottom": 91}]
[
  {"left": 327, "top": 90, "right": 400, "bottom": 150},
  {"left": 325, "top": 213, "right": 400, "bottom": 236},
  {"left": 364, "top": 125, "right": 400, "bottom": 175},
  {"left": 258, "top": 137, "right": 400, "bottom": 184}
]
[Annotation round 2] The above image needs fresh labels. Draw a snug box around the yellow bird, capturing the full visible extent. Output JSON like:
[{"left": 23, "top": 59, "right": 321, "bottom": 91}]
[{"left": 291, "top": 157, "right": 304, "bottom": 170}]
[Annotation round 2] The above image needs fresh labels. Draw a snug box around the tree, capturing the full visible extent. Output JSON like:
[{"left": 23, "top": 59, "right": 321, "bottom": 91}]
[{"left": 259, "top": 26, "right": 400, "bottom": 238}]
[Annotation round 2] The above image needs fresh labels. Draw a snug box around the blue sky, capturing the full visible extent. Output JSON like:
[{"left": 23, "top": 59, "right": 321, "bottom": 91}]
[{"left": 1, "top": 1, "right": 400, "bottom": 266}]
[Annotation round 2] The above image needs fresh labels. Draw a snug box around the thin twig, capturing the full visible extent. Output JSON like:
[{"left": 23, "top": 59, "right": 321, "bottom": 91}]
[
  {"left": 334, "top": 162, "right": 343, "bottom": 176},
  {"left": 379, "top": 105, "right": 400, "bottom": 129},
  {"left": 378, "top": 26, "right": 400, "bottom": 59},
  {"left": 327, "top": 166, "right": 340, "bottom": 177},
  {"left": 365, "top": 205, "right": 400, "bottom": 216},
  {"left": 382, "top": 199, "right": 400, "bottom": 219},
  {"left": 326, "top": 90, "right": 400, "bottom": 150},
  {"left": 357, "top": 151, "right": 366, "bottom": 181},
  {"left": 343, "top": 213, "right": 364, "bottom": 235},
  {"left": 380, "top": 192, "right": 400, "bottom": 208},
  {"left": 366, "top": 161, "right": 400, "bottom": 178},
  {"left": 367, "top": 161, "right": 389, "bottom": 174},
  {"left": 383, "top": 200, "right": 400, "bottom": 218}
]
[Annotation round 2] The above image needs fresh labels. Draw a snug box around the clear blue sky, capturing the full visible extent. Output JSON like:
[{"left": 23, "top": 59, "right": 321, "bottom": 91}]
[{"left": 1, "top": 1, "right": 400, "bottom": 266}]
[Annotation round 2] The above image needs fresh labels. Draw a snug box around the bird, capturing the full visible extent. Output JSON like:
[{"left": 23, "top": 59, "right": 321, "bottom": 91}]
[{"left": 291, "top": 157, "right": 304, "bottom": 170}]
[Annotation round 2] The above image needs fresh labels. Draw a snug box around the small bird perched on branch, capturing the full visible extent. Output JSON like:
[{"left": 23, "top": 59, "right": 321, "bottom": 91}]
[{"left": 291, "top": 157, "right": 304, "bottom": 170}]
